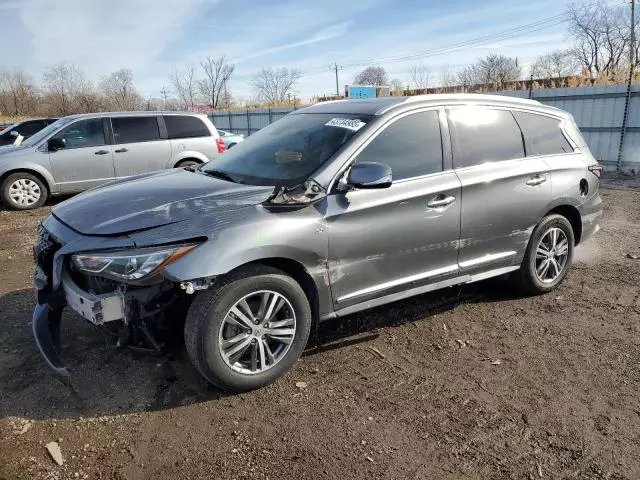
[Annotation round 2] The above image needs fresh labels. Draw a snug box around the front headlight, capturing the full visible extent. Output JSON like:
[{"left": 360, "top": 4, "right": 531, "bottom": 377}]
[{"left": 71, "top": 244, "right": 197, "bottom": 281}]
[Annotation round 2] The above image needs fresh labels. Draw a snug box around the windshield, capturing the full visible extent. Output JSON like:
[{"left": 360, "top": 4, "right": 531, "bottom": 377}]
[
  {"left": 22, "top": 117, "right": 75, "bottom": 147},
  {"left": 203, "top": 113, "right": 372, "bottom": 186}
]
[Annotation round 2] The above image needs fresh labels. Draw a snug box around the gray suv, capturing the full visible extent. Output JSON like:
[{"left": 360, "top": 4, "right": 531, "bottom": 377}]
[
  {"left": 32, "top": 94, "right": 602, "bottom": 392},
  {"left": 0, "top": 112, "right": 224, "bottom": 209}
]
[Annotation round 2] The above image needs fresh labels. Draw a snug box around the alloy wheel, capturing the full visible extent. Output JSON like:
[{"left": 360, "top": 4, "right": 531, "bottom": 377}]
[
  {"left": 535, "top": 227, "right": 569, "bottom": 283},
  {"left": 218, "top": 290, "right": 296, "bottom": 375}
]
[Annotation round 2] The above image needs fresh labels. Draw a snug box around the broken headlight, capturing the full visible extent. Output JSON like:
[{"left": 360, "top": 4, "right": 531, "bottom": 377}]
[{"left": 71, "top": 245, "right": 197, "bottom": 281}]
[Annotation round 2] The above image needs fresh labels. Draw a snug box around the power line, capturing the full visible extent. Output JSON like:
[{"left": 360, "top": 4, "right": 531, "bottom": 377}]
[{"left": 295, "top": 13, "right": 570, "bottom": 80}]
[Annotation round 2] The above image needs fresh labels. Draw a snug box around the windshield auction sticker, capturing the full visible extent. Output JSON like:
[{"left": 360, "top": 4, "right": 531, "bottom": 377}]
[{"left": 325, "top": 118, "right": 366, "bottom": 131}]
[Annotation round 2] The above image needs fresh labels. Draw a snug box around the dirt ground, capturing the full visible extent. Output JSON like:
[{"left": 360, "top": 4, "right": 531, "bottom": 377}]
[{"left": 1, "top": 187, "right": 639, "bottom": 480}]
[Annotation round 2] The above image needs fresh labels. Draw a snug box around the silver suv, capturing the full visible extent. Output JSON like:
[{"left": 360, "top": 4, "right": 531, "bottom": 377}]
[
  {"left": 32, "top": 94, "right": 603, "bottom": 392},
  {"left": 0, "top": 112, "right": 224, "bottom": 209}
]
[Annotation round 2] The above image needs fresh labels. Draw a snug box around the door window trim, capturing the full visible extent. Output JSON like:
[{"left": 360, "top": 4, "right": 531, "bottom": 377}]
[{"left": 328, "top": 106, "right": 451, "bottom": 193}]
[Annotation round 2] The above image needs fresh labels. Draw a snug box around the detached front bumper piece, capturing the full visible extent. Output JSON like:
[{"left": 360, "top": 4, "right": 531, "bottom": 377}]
[{"left": 32, "top": 294, "right": 70, "bottom": 377}]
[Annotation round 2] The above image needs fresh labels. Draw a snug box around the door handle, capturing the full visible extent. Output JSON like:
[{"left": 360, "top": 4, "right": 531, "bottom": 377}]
[
  {"left": 526, "top": 175, "right": 547, "bottom": 186},
  {"left": 94, "top": 150, "right": 109, "bottom": 155},
  {"left": 115, "top": 148, "right": 128, "bottom": 153},
  {"left": 427, "top": 195, "right": 456, "bottom": 208}
]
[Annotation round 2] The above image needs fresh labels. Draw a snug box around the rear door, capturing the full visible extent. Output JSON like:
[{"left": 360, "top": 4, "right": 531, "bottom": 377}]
[
  {"left": 164, "top": 115, "right": 218, "bottom": 161},
  {"left": 326, "top": 108, "right": 462, "bottom": 308},
  {"left": 111, "top": 116, "right": 172, "bottom": 177},
  {"left": 48, "top": 118, "right": 115, "bottom": 192},
  {"left": 449, "top": 105, "right": 551, "bottom": 272}
]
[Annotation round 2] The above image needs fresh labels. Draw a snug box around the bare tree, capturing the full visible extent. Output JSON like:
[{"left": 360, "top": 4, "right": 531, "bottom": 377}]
[
  {"left": 199, "top": 56, "right": 234, "bottom": 110},
  {"left": 0, "top": 68, "right": 38, "bottom": 116},
  {"left": 457, "top": 65, "right": 480, "bottom": 89},
  {"left": 42, "top": 63, "right": 93, "bottom": 115},
  {"left": 439, "top": 64, "right": 456, "bottom": 89},
  {"left": 530, "top": 50, "right": 580, "bottom": 79},
  {"left": 250, "top": 67, "right": 302, "bottom": 104},
  {"left": 353, "top": 66, "right": 388, "bottom": 85},
  {"left": 409, "top": 64, "right": 431, "bottom": 90},
  {"left": 389, "top": 78, "right": 404, "bottom": 94},
  {"left": 567, "top": 1, "right": 634, "bottom": 74},
  {"left": 474, "top": 54, "right": 521, "bottom": 89},
  {"left": 99, "top": 69, "right": 142, "bottom": 111},
  {"left": 169, "top": 65, "right": 198, "bottom": 110}
]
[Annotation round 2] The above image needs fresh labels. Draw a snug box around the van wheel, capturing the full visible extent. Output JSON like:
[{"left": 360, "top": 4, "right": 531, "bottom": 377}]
[
  {"left": 513, "top": 214, "right": 574, "bottom": 295},
  {"left": 1, "top": 172, "right": 48, "bottom": 210},
  {"left": 227, "top": 143, "right": 237, "bottom": 149},
  {"left": 184, "top": 266, "right": 311, "bottom": 392},
  {"left": 175, "top": 159, "right": 200, "bottom": 169}
]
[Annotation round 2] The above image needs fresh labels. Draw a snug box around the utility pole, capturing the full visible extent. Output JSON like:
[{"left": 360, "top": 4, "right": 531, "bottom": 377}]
[
  {"left": 160, "top": 87, "right": 169, "bottom": 110},
  {"left": 332, "top": 63, "right": 342, "bottom": 97},
  {"left": 631, "top": 0, "right": 636, "bottom": 69}
]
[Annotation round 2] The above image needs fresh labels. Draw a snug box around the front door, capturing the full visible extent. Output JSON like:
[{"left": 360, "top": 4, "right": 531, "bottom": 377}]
[
  {"left": 326, "top": 109, "right": 461, "bottom": 308},
  {"left": 448, "top": 106, "right": 552, "bottom": 272},
  {"left": 110, "top": 116, "right": 172, "bottom": 177},
  {"left": 48, "top": 118, "right": 115, "bottom": 192}
]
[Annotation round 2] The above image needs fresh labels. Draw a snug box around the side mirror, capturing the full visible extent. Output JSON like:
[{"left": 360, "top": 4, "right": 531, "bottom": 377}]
[
  {"left": 48, "top": 137, "right": 66, "bottom": 151},
  {"left": 346, "top": 162, "right": 392, "bottom": 189},
  {"left": 9, "top": 130, "right": 19, "bottom": 138}
]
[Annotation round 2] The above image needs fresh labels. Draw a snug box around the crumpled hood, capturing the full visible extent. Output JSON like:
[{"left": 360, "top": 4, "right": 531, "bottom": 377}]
[{"left": 52, "top": 168, "right": 275, "bottom": 235}]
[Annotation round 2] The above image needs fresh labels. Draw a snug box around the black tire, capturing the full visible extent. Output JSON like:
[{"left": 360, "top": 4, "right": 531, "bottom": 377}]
[
  {"left": 175, "top": 159, "right": 200, "bottom": 169},
  {"left": 1, "top": 172, "right": 48, "bottom": 210},
  {"left": 227, "top": 143, "right": 237, "bottom": 149},
  {"left": 184, "top": 265, "right": 311, "bottom": 392},
  {"left": 513, "top": 214, "right": 575, "bottom": 295}
]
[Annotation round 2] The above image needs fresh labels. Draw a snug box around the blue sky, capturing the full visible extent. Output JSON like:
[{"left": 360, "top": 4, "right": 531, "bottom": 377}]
[{"left": 0, "top": 0, "right": 620, "bottom": 102}]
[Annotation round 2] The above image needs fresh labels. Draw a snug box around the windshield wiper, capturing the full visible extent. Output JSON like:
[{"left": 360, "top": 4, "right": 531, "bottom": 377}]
[{"left": 200, "top": 169, "right": 242, "bottom": 184}]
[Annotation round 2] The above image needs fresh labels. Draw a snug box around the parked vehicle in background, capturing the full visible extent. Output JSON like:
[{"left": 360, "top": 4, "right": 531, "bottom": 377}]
[
  {"left": 0, "top": 112, "right": 224, "bottom": 209},
  {"left": 217, "top": 129, "right": 244, "bottom": 149},
  {"left": 0, "top": 118, "right": 58, "bottom": 147},
  {"left": 31, "top": 94, "right": 602, "bottom": 392}
]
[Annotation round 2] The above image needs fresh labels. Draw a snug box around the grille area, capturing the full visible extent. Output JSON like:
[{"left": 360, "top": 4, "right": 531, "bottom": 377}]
[{"left": 34, "top": 224, "right": 61, "bottom": 286}]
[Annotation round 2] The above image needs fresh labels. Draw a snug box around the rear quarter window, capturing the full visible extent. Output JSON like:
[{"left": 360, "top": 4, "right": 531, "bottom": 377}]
[
  {"left": 513, "top": 111, "right": 574, "bottom": 156},
  {"left": 164, "top": 115, "right": 211, "bottom": 139}
]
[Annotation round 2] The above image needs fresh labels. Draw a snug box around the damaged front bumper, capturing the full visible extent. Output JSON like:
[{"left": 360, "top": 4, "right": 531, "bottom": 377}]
[{"left": 32, "top": 268, "right": 127, "bottom": 378}]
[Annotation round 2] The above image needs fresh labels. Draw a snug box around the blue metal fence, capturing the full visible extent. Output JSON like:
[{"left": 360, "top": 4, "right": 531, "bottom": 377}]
[{"left": 210, "top": 85, "right": 640, "bottom": 172}]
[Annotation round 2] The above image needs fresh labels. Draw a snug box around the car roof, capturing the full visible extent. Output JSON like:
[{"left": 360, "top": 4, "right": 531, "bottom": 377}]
[
  {"left": 59, "top": 111, "right": 208, "bottom": 121},
  {"left": 296, "top": 93, "right": 568, "bottom": 118}
]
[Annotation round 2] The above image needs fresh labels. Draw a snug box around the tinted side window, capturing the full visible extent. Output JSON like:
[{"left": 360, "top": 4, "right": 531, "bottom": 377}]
[
  {"left": 53, "top": 119, "right": 106, "bottom": 149},
  {"left": 513, "top": 111, "right": 573, "bottom": 156},
  {"left": 449, "top": 107, "right": 524, "bottom": 167},
  {"left": 17, "top": 121, "right": 46, "bottom": 136},
  {"left": 164, "top": 115, "right": 210, "bottom": 139},
  {"left": 112, "top": 117, "right": 160, "bottom": 144},
  {"left": 354, "top": 111, "right": 443, "bottom": 180}
]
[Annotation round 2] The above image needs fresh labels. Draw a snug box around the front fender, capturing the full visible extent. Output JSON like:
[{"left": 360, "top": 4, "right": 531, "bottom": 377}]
[{"left": 0, "top": 160, "right": 58, "bottom": 194}]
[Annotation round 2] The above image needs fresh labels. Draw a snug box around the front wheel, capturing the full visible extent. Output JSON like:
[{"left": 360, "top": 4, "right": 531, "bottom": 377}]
[
  {"left": 513, "top": 214, "right": 575, "bottom": 295},
  {"left": 1, "top": 172, "right": 48, "bottom": 210},
  {"left": 184, "top": 266, "right": 311, "bottom": 392}
]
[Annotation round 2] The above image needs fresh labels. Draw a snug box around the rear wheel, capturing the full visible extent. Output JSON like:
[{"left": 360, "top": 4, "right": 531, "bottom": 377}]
[
  {"left": 1, "top": 172, "right": 48, "bottom": 210},
  {"left": 184, "top": 266, "right": 311, "bottom": 392},
  {"left": 227, "top": 143, "right": 237, "bottom": 149},
  {"left": 513, "top": 214, "right": 574, "bottom": 295},
  {"left": 175, "top": 159, "right": 200, "bottom": 169}
]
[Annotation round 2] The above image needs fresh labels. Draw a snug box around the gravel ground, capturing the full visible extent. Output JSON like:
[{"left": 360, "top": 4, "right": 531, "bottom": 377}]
[{"left": 1, "top": 187, "right": 639, "bottom": 480}]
